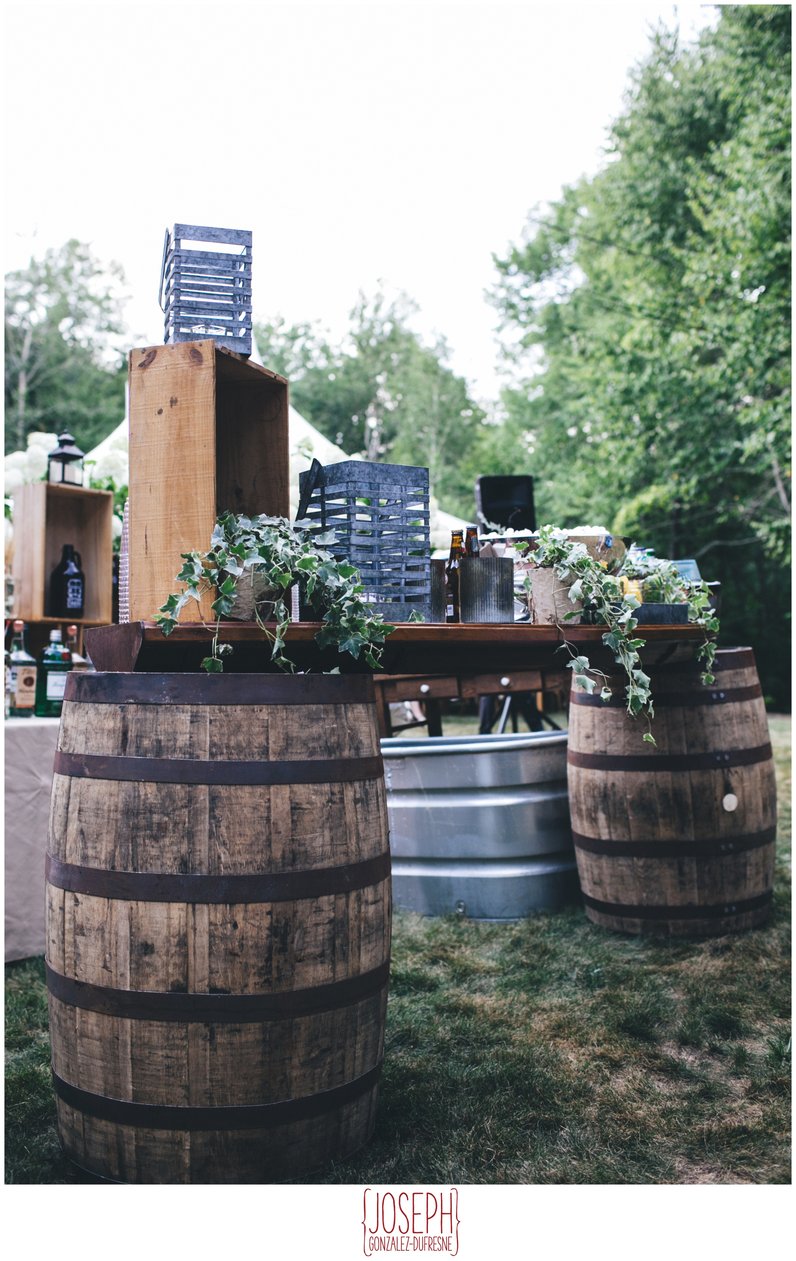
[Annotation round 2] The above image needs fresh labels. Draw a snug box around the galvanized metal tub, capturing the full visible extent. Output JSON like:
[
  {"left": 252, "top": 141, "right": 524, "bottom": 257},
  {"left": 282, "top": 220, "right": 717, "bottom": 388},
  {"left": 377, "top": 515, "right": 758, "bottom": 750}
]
[{"left": 382, "top": 731, "right": 578, "bottom": 920}]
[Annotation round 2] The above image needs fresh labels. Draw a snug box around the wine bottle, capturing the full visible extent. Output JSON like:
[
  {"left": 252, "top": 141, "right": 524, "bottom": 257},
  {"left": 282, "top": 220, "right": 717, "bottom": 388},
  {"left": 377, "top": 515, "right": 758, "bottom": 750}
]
[{"left": 49, "top": 544, "right": 85, "bottom": 618}]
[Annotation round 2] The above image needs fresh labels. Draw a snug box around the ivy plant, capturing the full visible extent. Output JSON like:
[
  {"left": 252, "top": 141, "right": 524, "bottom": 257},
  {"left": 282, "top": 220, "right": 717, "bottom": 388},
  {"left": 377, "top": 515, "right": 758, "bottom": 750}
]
[
  {"left": 154, "top": 511, "right": 393, "bottom": 673},
  {"left": 619, "top": 549, "right": 720, "bottom": 681},
  {"left": 520, "top": 526, "right": 720, "bottom": 743}
]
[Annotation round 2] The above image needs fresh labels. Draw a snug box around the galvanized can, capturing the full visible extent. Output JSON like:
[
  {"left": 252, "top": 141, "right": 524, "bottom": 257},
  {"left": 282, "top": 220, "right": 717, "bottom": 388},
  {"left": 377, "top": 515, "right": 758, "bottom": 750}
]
[{"left": 382, "top": 730, "right": 579, "bottom": 920}]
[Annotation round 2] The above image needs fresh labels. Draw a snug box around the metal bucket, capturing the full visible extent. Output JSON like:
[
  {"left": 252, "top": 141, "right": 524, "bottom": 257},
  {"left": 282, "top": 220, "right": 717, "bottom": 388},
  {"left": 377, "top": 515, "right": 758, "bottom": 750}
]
[{"left": 382, "top": 730, "right": 578, "bottom": 921}]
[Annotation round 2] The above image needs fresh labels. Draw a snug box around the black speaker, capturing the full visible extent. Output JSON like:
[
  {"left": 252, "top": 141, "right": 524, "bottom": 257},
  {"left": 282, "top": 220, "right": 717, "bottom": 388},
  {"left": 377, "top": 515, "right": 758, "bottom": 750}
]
[{"left": 475, "top": 475, "right": 536, "bottom": 532}]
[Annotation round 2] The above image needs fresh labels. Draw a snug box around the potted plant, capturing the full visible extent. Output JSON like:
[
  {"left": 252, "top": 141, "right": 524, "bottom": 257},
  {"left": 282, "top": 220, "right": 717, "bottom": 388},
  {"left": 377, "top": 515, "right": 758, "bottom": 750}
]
[
  {"left": 154, "top": 511, "right": 393, "bottom": 673},
  {"left": 518, "top": 525, "right": 719, "bottom": 742}
]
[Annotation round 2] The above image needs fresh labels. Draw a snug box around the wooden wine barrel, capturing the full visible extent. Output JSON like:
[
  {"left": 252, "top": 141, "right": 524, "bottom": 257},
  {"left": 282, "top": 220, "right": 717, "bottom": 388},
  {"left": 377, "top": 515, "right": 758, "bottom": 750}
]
[
  {"left": 45, "top": 671, "right": 391, "bottom": 1184},
  {"left": 568, "top": 648, "right": 777, "bottom": 936}
]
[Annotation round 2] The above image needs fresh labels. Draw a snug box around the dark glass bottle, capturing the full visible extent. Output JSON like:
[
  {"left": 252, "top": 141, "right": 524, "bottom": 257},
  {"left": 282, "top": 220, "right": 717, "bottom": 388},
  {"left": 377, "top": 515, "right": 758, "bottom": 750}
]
[
  {"left": 50, "top": 544, "right": 85, "bottom": 618},
  {"left": 34, "top": 629, "right": 73, "bottom": 718},
  {"left": 445, "top": 530, "right": 465, "bottom": 623},
  {"left": 9, "top": 620, "right": 37, "bottom": 717},
  {"left": 464, "top": 527, "right": 481, "bottom": 558}
]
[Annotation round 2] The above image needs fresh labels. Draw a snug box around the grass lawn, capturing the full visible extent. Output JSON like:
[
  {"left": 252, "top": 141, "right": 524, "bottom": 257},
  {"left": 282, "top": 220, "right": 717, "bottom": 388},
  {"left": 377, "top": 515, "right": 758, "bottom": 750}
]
[{"left": 5, "top": 716, "right": 790, "bottom": 1185}]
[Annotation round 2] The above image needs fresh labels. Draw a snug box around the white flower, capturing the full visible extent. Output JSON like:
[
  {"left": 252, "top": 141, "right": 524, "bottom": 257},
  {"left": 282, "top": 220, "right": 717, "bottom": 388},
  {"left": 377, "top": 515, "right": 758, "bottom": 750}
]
[
  {"left": 25, "top": 445, "right": 49, "bottom": 481},
  {"left": 27, "top": 431, "right": 58, "bottom": 451},
  {"left": 88, "top": 449, "right": 129, "bottom": 487},
  {"left": 4, "top": 467, "right": 25, "bottom": 494},
  {"left": 111, "top": 513, "right": 123, "bottom": 540}
]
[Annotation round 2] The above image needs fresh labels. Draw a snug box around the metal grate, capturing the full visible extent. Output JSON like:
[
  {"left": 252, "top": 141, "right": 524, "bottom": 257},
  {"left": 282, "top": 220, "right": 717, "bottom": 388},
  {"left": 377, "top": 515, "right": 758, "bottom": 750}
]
[
  {"left": 159, "top": 223, "right": 252, "bottom": 355},
  {"left": 297, "top": 460, "right": 431, "bottom": 621}
]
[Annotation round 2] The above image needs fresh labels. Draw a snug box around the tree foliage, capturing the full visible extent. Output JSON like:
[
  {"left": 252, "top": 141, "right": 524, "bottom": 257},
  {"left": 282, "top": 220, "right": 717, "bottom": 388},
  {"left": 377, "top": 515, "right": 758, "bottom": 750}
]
[
  {"left": 5, "top": 240, "right": 128, "bottom": 455},
  {"left": 257, "top": 291, "right": 487, "bottom": 518},
  {"left": 491, "top": 7, "right": 791, "bottom": 705}
]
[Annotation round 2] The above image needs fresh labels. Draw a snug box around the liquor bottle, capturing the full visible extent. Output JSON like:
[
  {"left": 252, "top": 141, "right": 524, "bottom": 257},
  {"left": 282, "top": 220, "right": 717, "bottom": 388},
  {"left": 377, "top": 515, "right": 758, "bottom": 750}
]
[
  {"left": 34, "top": 628, "right": 73, "bottom": 718},
  {"left": 464, "top": 527, "right": 481, "bottom": 558},
  {"left": 49, "top": 544, "right": 85, "bottom": 618},
  {"left": 445, "top": 530, "right": 465, "bottom": 623},
  {"left": 66, "top": 624, "right": 92, "bottom": 671},
  {"left": 9, "top": 620, "right": 37, "bottom": 717}
]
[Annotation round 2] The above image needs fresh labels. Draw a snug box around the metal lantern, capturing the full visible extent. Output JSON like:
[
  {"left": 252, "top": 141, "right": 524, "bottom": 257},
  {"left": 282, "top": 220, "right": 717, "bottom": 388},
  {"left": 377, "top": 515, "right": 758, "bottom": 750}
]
[
  {"left": 47, "top": 431, "right": 85, "bottom": 486},
  {"left": 159, "top": 223, "right": 253, "bottom": 356}
]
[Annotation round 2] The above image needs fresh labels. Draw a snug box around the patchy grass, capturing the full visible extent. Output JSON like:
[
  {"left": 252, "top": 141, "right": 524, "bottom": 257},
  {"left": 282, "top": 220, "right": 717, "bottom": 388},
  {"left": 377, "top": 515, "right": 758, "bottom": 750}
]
[{"left": 5, "top": 717, "right": 790, "bottom": 1184}]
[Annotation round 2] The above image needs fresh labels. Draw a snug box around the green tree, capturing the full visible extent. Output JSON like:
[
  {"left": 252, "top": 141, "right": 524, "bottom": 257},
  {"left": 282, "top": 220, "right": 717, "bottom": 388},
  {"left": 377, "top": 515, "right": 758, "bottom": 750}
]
[
  {"left": 5, "top": 240, "right": 128, "bottom": 454},
  {"left": 258, "top": 291, "right": 487, "bottom": 518},
  {"left": 491, "top": 7, "right": 791, "bottom": 705}
]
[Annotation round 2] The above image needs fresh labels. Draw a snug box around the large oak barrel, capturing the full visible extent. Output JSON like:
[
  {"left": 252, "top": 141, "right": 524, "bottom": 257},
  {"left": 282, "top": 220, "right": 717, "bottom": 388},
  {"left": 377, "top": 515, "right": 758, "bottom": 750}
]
[
  {"left": 568, "top": 648, "right": 776, "bottom": 936},
  {"left": 45, "top": 672, "right": 391, "bottom": 1183}
]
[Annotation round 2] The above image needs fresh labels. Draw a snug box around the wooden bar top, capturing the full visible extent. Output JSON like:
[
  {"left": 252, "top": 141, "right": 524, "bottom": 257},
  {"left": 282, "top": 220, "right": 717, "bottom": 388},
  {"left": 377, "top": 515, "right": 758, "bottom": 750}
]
[{"left": 86, "top": 620, "right": 707, "bottom": 676}]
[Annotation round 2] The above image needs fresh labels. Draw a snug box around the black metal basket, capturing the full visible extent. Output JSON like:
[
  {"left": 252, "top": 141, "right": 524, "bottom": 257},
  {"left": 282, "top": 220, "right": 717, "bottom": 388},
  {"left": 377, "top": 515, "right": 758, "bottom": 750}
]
[
  {"left": 297, "top": 459, "right": 431, "bottom": 622},
  {"left": 159, "top": 223, "right": 252, "bottom": 356}
]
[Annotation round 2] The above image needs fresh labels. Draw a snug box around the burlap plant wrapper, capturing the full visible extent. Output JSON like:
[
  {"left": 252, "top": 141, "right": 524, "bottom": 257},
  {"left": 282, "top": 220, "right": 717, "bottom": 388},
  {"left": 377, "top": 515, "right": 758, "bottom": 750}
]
[
  {"left": 524, "top": 565, "right": 584, "bottom": 625},
  {"left": 224, "top": 571, "right": 279, "bottom": 622}
]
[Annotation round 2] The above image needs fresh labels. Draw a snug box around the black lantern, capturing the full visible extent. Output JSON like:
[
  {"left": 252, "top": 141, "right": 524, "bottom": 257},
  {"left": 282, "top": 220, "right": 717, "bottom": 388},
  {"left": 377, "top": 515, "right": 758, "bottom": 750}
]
[{"left": 47, "top": 431, "right": 85, "bottom": 486}]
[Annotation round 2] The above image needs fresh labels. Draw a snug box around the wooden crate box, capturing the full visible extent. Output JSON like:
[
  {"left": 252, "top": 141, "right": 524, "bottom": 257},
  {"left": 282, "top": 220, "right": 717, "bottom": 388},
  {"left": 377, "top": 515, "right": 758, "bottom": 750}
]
[
  {"left": 11, "top": 482, "right": 114, "bottom": 625},
  {"left": 127, "top": 340, "right": 289, "bottom": 622}
]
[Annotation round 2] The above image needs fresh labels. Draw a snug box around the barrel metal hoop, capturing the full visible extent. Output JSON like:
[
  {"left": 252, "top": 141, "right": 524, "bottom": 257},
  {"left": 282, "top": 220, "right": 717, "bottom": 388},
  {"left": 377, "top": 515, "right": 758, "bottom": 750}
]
[
  {"left": 639, "top": 648, "right": 754, "bottom": 677},
  {"left": 582, "top": 890, "right": 773, "bottom": 920},
  {"left": 45, "top": 851, "right": 391, "bottom": 903},
  {"left": 570, "top": 683, "right": 762, "bottom": 709},
  {"left": 567, "top": 743, "right": 772, "bottom": 773},
  {"left": 572, "top": 827, "right": 776, "bottom": 859},
  {"left": 45, "top": 959, "right": 390, "bottom": 1022},
  {"left": 63, "top": 672, "right": 376, "bottom": 706},
  {"left": 51, "top": 1062, "right": 382, "bottom": 1131},
  {"left": 53, "top": 750, "right": 384, "bottom": 786}
]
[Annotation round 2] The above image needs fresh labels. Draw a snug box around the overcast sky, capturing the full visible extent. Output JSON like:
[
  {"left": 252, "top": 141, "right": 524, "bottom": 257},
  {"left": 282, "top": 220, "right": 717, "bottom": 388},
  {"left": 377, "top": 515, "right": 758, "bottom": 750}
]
[{"left": 5, "top": 1, "right": 718, "bottom": 402}]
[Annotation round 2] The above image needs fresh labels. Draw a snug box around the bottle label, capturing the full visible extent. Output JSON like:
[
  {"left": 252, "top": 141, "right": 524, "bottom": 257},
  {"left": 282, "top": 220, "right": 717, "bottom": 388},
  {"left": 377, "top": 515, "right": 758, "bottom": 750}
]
[
  {"left": 11, "top": 665, "right": 37, "bottom": 709},
  {"left": 66, "top": 577, "right": 84, "bottom": 609},
  {"left": 46, "top": 671, "right": 68, "bottom": 701}
]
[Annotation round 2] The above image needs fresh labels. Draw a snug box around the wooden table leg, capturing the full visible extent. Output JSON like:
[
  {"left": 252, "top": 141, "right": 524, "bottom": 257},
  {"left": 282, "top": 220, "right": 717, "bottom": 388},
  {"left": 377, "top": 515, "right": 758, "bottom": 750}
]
[{"left": 424, "top": 698, "right": 443, "bottom": 737}]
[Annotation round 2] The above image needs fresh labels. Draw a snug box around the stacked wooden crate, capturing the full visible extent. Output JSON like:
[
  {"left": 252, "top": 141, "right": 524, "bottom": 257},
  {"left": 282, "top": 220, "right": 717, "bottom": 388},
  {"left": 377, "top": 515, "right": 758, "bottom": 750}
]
[{"left": 127, "top": 339, "right": 289, "bottom": 622}]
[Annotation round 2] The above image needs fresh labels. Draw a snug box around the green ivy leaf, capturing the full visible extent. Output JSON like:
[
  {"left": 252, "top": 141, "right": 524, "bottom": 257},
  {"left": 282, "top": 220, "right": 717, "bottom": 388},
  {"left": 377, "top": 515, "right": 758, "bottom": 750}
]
[{"left": 573, "top": 673, "right": 595, "bottom": 693}]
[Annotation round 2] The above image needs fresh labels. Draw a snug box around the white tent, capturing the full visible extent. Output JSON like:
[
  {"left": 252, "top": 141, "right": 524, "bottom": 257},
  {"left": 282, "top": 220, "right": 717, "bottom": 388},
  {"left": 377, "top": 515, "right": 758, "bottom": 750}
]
[{"left": 87, "top": 406, "right": 469, "bottom": 550}]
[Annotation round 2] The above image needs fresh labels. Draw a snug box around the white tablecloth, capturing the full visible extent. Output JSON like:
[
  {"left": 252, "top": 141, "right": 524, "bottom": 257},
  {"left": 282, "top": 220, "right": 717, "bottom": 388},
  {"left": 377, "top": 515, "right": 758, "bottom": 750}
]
[{"left": 4, "top": 717, "right": 60, "bottom": 961}]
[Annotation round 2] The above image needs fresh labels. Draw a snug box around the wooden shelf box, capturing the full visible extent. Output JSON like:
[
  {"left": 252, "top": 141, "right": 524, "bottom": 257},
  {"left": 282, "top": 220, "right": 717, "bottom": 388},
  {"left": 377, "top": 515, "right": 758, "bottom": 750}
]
[
  {"left": 128, "top": 340, "right": 289, "bottom": 622},
  {"left": 11, "top": 482, "right": 115, "bottom": 624}
]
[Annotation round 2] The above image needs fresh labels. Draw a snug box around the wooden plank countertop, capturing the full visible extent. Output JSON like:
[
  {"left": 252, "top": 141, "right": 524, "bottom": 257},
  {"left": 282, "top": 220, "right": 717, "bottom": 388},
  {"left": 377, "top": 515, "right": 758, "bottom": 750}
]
[{"left": 86, "top": 620, "right": 708, "bottom": 676}]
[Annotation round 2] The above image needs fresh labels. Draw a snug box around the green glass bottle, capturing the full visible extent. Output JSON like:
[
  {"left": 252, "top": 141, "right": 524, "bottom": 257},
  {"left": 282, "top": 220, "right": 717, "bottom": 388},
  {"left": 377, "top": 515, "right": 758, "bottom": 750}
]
[{"left": 34, "top": 629, "right": 72, "bottom": 718}]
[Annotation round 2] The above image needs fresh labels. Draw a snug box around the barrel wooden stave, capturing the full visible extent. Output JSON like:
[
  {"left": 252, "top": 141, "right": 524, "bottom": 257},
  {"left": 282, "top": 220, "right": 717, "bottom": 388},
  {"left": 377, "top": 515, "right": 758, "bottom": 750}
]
[
  {"left": 56, "top": 1093, "right": 380, "bottom": 1184},
  {"left": 568, "top": 649, "right": 777, "bottom": 936},
  {"left": 46, "top": 673, "right": 390, "bottom": 1183},
  {"left": 49, "top": 992, "right": 387, "bottom": 1105}
]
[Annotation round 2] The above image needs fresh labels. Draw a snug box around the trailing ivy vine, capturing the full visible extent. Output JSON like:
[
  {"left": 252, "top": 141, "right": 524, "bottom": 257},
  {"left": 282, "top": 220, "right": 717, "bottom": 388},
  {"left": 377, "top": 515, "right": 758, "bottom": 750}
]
[
  {"left": 155, "top": 512, "right": 393, "bottom": 673},
  {"left": 523, "top": 526, "right": 719, "bottom": 743}
]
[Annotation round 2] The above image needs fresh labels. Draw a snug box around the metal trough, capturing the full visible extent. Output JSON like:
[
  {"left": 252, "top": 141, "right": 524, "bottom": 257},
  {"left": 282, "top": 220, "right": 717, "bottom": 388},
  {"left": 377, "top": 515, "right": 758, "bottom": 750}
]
[{"left": 382, "top": 730, "right": 578, "bottom": 921}]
